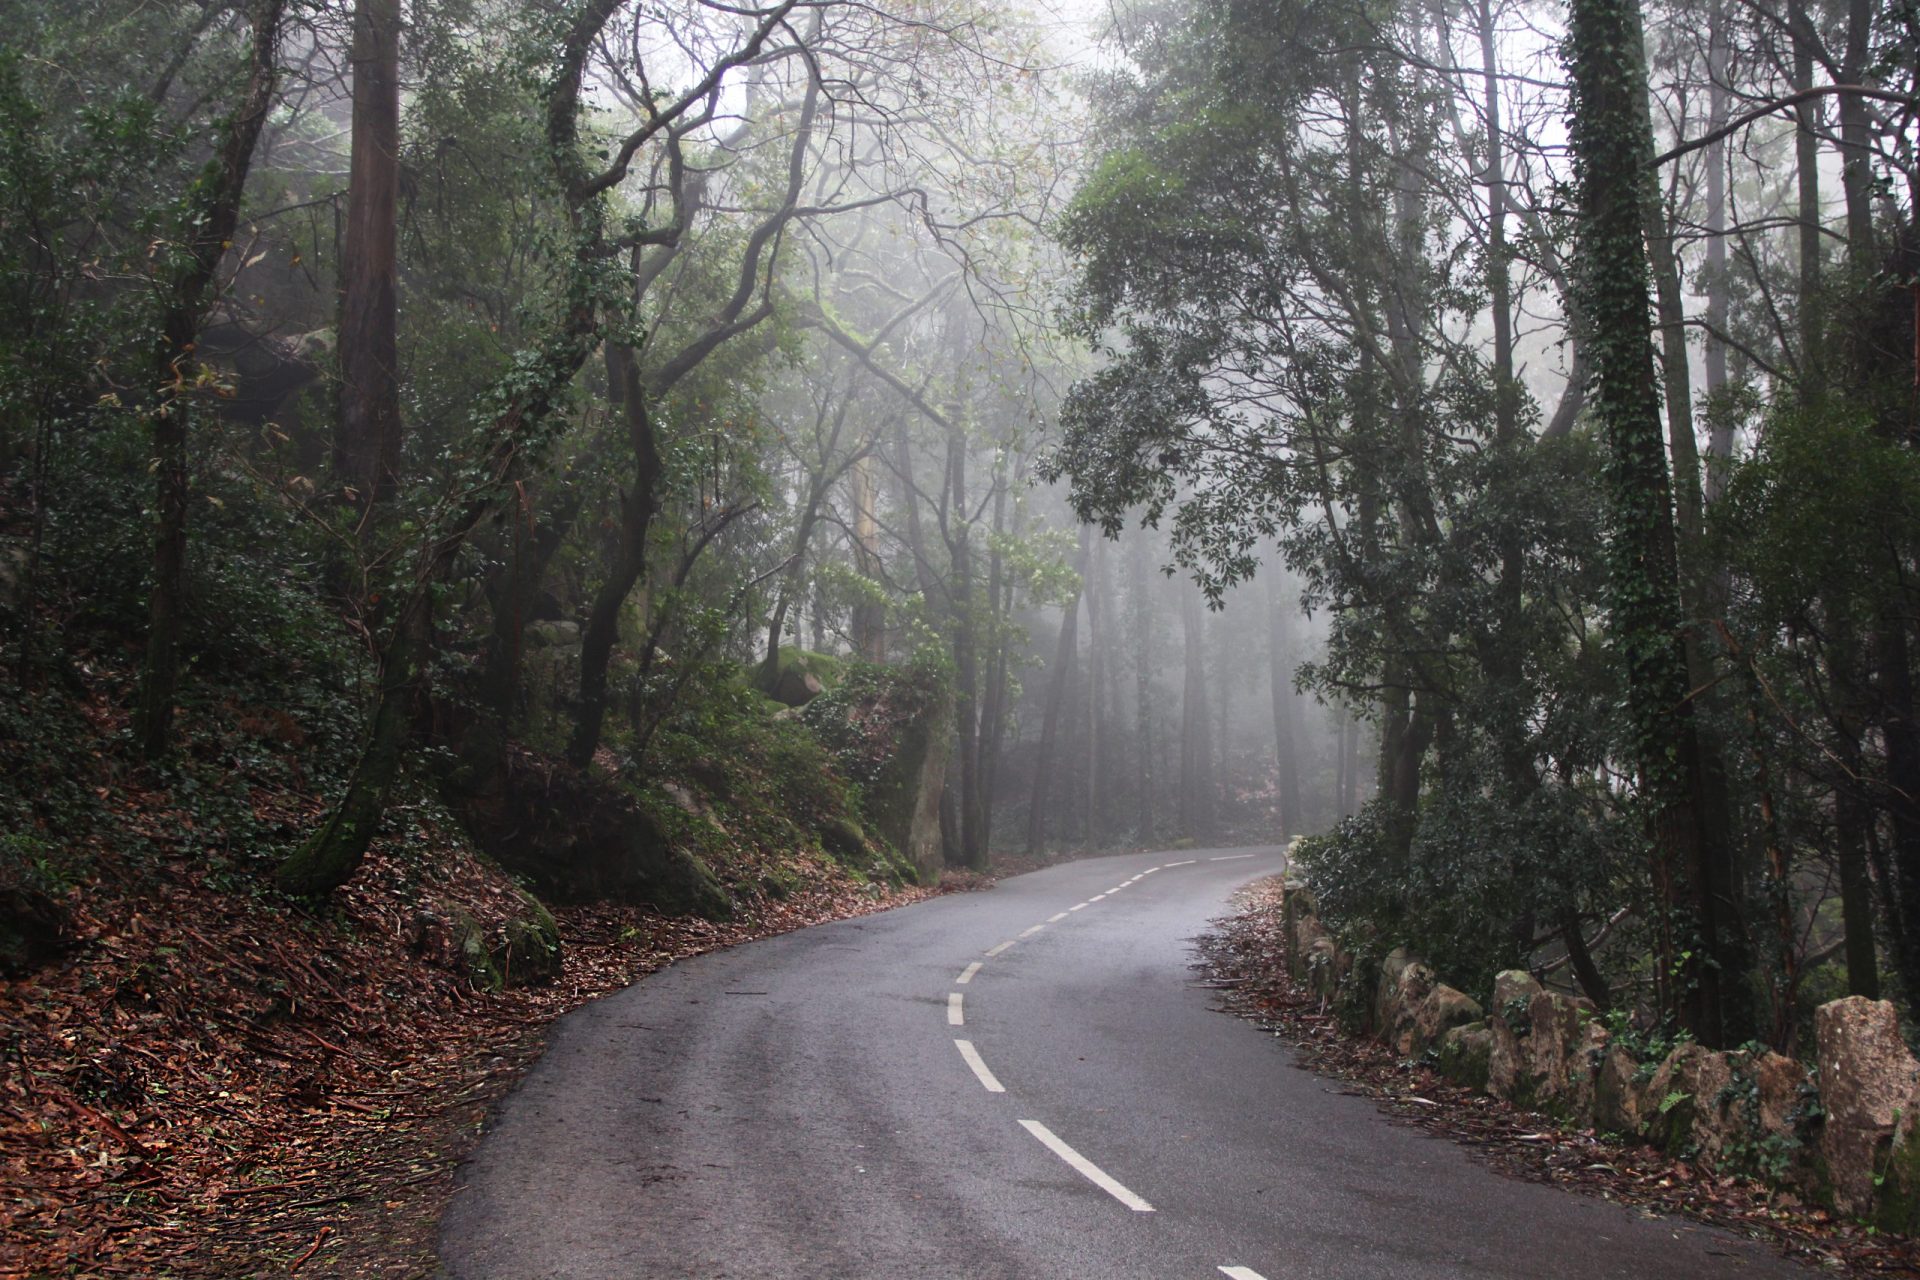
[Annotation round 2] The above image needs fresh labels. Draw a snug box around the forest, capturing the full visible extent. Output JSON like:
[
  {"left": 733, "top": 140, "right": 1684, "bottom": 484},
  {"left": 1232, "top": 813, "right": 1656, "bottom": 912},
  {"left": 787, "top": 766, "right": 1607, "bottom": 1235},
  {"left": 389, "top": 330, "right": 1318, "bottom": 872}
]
[{"left": 0, "top": 0, "right": 1916, "bottom": 1270}]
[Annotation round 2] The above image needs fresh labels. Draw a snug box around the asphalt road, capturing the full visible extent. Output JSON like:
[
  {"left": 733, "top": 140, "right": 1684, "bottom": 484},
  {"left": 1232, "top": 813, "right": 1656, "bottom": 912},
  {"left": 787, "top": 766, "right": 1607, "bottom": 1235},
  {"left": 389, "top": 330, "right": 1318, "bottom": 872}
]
[{"left": 439, "top": 847, "right": 1809, "bottom": 1279}]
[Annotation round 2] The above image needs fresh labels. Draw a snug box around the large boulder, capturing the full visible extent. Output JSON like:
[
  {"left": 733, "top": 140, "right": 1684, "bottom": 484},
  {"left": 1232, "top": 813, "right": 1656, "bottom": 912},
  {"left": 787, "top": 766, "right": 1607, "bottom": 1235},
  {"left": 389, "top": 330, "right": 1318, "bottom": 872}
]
[
  {"left": 1437, "top": 1022, "right": 1494, "bottom": 1091},
  {"left": 1521, "top": 990, "right": 1607, "bottom": 1120},
  {"left": 1816, "top": 997, "right": 1920, "bottom": 1219},
  {"left": 1374, "top": 947, "right": 1435, "bottom": 1052},
  {"left": 1487, "top": 970, "right": 1544, "bottom": 1103},
  {"left": 442, "top": 746, "right": 732, "bottom": 919},
  {"left": 1414, "top": 985, "right": 1485, "bottom": 1057},
  {"left": 1595, "top": 1041, "right": 1652, "bottom": 1138},
  {"left": 1642, "top": 1042, "right": 1734, "bottom": 1160},
  {"left": 802, "top": 663, "right": 950, "bottom": 883}
]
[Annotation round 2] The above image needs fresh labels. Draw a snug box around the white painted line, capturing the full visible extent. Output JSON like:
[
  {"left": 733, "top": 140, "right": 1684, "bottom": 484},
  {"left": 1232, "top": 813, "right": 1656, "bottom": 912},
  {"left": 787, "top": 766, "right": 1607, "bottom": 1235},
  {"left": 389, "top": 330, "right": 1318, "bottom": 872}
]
[
  {"left": 1107, "top": 886, "right": 1126, "bottom": 893},
  {"left": 1218, "top": 1268, "right": 1268, "bottom": 1280},
  {"left": 1164, "top": 859, "right": 1196, "bottom": 867},
  {"left": 956, "top": 1039, "right": 1005, "bottom": 1093},
  {"left": 1020, "top": 924, "right": 1045, "bottom": 938},
  {"left": 957, "top": 961, "right": 983, "bottom": 985},
  {"left": 985, "top": 940, "right": 1015, "bottom": 957},
  {"left": 1017, "top": 1120, "right": 1154, "bottom": 1212},
  {"left": 1069, "top": 903, "right": 1088, "bottom": 912},
  {"left": 1145, "top": 866, "right": 1161, "bottom": 873},
  {"left": 1089, "top": 894, "right": 1106, "bottom": 902},
  {"left": 948, "top": 992, "right": 965, "bottom": 1026},
  {"left": 1211, "top": 854, "right": 1257, "bottom": 861},
  {"left": 1048, "top": 912, "right": 1069, "bottom": 923}
]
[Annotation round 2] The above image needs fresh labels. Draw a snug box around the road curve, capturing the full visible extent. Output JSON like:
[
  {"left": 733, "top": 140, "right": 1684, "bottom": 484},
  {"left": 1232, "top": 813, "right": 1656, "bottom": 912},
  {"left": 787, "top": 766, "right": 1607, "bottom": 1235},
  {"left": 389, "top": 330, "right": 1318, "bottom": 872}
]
[{"left": 439, "top": 847, "right": 1807, "bottom": 1279}]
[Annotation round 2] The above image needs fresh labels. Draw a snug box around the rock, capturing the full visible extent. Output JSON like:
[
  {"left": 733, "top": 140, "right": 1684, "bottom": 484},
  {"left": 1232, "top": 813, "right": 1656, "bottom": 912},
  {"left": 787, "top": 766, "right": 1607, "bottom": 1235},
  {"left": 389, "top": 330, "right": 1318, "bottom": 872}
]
[
  {"left": 441, "top": 747, "right": 733, "bottom": 919},
  {"left": 0, "top": 882, "right": 70, "bottom": 977},
  {"left": 525, "top": 619, "right": 582, "bottom": 649},
  {"left": 1305, "top": 937, "right": 1343, "bottom": 1004},
  {"left": 1413, "top": 984, "right": 1485, "bottom": 1056},
  {"left": 412, "top": 891, "right": 562, "bottom": 990},
  {"left": 771, "top": 665, "right": 825, "bottom": 707},
  {"left": 1492, "top": 969, "right": 1544, "bottom": 1023},
  {"left": 1595, "top": 1041, "right": 1650, "bottom": 1138},
  {"left": 1817, "top": 997, "right": 1920, "bottom": 1216},
  {"left": 1643, "top": 1042, "right": 1734, "bottom": 1161},
  {"left": 1373, "top": 948, "right": 1428, "bottom": 1048},
  {"left": 1521, "top": 990, "right": 1606, "bottom": 1121},
  {"left": 1437, "top": 1022, "right": 1494, "bottom": 1091}
]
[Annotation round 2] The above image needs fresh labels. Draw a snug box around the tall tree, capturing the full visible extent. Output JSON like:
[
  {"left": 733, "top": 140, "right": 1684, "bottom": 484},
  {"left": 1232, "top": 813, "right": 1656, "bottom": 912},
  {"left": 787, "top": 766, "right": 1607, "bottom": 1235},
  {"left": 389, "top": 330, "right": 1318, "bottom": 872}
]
[{"left": 335, "top": 0, "right": 403, "bottom": 505}]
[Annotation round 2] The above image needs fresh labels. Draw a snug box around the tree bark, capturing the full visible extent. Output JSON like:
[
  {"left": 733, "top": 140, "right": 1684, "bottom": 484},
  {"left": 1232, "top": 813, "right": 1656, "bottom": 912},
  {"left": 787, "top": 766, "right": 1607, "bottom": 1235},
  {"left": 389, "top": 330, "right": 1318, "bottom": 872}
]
[
  {"left": 1179, "top": 578, "right": 1215, "bottom": 839},
  {"left": 335, "top": 0, "right": 403, "bottom": 505},
  {"left": 569, "top": 345, "right": 664, "bottom": 768},
  {"left": 1267, "top": 570, "right": 1303, "bottom": 838},
  {"left": 1567, "top": 0, "right": 1740, "bottom": 1044},
  {"left": 1028, "top": 527, "right": 1089, "bottom": 855},
  {"left": 135, "top": 0, "right": 286, "bottom": 759}
]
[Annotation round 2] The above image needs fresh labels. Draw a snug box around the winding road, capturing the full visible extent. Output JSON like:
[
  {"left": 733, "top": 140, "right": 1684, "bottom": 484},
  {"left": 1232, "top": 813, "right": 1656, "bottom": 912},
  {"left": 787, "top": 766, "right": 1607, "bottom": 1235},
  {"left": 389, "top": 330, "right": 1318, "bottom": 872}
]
[{"left": 439, "top": 847, "right": 1807, "bottom": 1279}]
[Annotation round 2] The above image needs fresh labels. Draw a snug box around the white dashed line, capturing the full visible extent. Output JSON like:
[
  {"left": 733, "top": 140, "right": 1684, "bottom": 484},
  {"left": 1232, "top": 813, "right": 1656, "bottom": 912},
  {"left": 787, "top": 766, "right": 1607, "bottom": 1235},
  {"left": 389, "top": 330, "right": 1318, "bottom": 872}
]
[
  {"left": 1048, "top": 912, "right": 1069, "bottom": 923},
  {"left": 1164, "top": 859, "right": 1196, "bottom": 867},
  {"left": 948, "top": 992, "right": 965, "bottom": 1026},
  {"left": 985, "top": 940, "right": 1015, "bottom": 957},
  {"left": 1069, "top": 903, "right": 1088, "bottom": 912},
  {"left": 1210, "top": 854, "right": 1257, "bottom": 861},
  {"left": 1218, "top": 1268, "right": 1268, "bottom": 1280},
  {"left": 1089, "top": 894, "right": 1106, "bottom": 902},
  {"left": 1017, "top": 1120, "right": 1154, "bottom": 1212},
  {"left": 957, "top": 961, "right": 982, "bottom": 985},
  {"left": 1020, "top": 924, "right": 1045, "bottom": 938},
  {"left": 955, "top": 1039, "right": 1005, "bottom": 1093},
  {"left": 1144, "top": 866, "right": 1161, "bottom": 873}
]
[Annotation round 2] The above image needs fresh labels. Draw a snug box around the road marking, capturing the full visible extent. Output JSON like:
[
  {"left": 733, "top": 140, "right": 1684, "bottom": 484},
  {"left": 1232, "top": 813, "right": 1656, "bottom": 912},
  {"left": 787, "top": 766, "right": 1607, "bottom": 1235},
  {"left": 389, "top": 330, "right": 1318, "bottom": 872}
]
[
  {"left": 1069, "top": 903, "right": 1088, "bottom": 911},
  {"left": 1145, "top": 866, "right": 1160, "bottom": 873},
  {"left": 985, "top": 940, "right": 1015, "bottom": 957},
  {"left": 1164, "top": 859, "right": 1196, "bottom": 867},
  {"left": 1107, "top": 886, "right": 1126, "bottom": 893},
  {"left": 948, "top": 992, "right": 965, "bottom": 1026},
  {"left": 1211, "top": 854, "right": 1258, "bottom": 861},
  {"left": 1089, "top": 894, "right": 1106, "bottom": 902},
  {"left": 1218, "top": 1268, "right": 1269, "bottom": 1280},
  {"left": 955, "top": 1040, "right": 1005, "bottom": 1092},
  {"left": 1017, "top": 1120, "right": 1154, "bottom": 1212},
  {"left": 1020, "top": 924, "right": 1045, "bottom": 938},
  {"left": 1048, "top": 912, "right": 1069, "bottom": 923},
  {"left": 957, "top": 961, "right": 982, "bottom": 984}
]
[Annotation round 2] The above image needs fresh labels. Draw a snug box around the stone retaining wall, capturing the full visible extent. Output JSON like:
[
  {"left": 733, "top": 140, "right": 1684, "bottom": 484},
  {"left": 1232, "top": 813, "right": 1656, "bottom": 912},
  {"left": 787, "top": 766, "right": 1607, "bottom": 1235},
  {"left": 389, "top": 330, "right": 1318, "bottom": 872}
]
[{"left": 1273, "top": 876, "right": 1920, "bottom": 1232}]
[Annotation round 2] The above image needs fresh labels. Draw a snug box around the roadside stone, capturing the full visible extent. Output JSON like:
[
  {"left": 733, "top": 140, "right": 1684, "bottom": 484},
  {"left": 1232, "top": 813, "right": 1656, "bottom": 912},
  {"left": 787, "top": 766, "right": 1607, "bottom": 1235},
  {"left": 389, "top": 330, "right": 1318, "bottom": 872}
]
[
  {"left": 1375, "top": 947, "right": 1436, "bottom": 1052},
  {"left": 1522, "top": 990, "right": 1606, "bottom": 1121},
  {"left": 1595, "top": 1041, "right": 1651, "bottom": 1139},
  {"left": 1437, "top": 1021, "right": 1493, "bottom": 1091},
  {"left": 1817, "top": 996, "right": 1920, "bottom": 1216},
  {"left": 1643, "top": 1043, "right": 1734, "bottom": 1162},
  {"left": 1412, "top": 984, "right": 1484, "bottom": 1057}
]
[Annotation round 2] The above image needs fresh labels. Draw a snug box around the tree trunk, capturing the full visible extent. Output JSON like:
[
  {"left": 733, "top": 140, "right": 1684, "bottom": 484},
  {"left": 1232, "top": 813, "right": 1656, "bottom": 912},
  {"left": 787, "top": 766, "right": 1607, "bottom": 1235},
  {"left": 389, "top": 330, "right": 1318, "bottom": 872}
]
[
  {"left": 135, "top": 0, "right": 286, "bottom": 759},
  {"left": 1788, "top": 0, "right": 1825, "bottom": 392},
  {"left": 1267, "top": 570, "right": 1303, "bottom": 838},
  {"left": 1567, "top": 0, "right": 1740, "bottom": 1044},
  {"left": 276, "top": 589, "right": 428, "bottom": 895},
  {"left": 1130, "top": 525, "right": 1157, "bottom": 842},
  {"left": 1028, "top": 527, "right": 1089, "bottom": 855},
  {"left": 569, "top": 346, "right": 664, "bottom": 768},
  {"left": 335, "top": 0, "right": 402, "bottom": 504},
  {"left": 850, "top": 450, "right": 886, "bottom": 661},
  {"left": 1179, "top": 578, "right": 1215, "bottom": 839},
  {"left": 1084, "top": 535, "right": 1109, "bottom": 848}
]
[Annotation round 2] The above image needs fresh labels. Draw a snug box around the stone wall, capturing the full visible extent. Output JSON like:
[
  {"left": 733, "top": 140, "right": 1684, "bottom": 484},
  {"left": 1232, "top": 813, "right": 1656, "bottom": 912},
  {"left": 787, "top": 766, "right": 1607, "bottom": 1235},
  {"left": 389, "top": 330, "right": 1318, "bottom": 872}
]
[{"left": 1272, "top": 876, "right": 1920, "bottom": 1233}]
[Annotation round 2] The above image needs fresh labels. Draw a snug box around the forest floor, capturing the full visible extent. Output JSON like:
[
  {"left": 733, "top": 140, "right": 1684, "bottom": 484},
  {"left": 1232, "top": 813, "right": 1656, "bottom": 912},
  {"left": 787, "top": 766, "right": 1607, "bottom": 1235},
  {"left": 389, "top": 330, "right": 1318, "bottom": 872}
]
[
  {"left": 0, "top": 662, "right": 996, "bottom": 1279},
  {"left": 0, "top": 816, "right": 953, "bottom": 1280},
  {"left": 1197, "top": 877, "right": 1920, "bottom": 1278}
]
